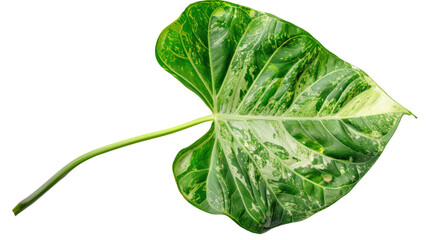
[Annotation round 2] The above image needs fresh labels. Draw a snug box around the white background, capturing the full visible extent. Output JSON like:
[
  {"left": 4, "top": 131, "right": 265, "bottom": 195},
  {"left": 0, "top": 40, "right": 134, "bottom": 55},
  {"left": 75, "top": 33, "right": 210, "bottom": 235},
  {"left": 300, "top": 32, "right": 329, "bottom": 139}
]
[{"left": 1, "top": 0, "right": 428, "bottom": 239}]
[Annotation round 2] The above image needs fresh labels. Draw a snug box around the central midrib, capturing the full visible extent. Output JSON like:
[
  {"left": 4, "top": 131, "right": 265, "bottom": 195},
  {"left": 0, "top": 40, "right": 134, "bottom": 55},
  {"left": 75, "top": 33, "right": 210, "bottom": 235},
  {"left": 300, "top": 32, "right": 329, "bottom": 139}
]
[{"left": 214, "top": 112, "right": 405, "bottom": 121}]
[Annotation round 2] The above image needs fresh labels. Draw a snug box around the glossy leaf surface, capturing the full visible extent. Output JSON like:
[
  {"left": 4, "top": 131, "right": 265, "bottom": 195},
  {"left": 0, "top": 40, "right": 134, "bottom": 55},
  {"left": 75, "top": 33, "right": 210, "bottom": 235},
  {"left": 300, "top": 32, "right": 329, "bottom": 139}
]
[{"left": 156, "top": 0, "right": 411, "bottom": 233}]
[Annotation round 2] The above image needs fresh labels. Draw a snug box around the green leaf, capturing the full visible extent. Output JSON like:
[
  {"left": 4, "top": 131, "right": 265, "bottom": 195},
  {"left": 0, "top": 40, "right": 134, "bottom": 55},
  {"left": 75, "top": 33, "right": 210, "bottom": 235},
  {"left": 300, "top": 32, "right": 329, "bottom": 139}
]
[{"left": 156, "top": 0, "right": 412, "bottom": 233}]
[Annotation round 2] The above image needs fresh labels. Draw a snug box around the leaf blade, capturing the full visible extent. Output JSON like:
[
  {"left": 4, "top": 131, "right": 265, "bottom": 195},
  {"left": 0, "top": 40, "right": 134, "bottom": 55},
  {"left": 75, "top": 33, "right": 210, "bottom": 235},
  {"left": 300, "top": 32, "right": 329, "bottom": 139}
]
[{"left": 158, "top": 0, "right": 411, "bottom": 233}]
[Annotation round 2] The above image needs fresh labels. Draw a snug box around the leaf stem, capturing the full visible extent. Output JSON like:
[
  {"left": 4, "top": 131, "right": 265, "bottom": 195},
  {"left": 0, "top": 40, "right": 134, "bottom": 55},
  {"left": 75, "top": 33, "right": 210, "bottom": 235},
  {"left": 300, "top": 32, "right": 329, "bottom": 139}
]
[{"left": 13, "top": 114, "right": 214, "bottom": 216}]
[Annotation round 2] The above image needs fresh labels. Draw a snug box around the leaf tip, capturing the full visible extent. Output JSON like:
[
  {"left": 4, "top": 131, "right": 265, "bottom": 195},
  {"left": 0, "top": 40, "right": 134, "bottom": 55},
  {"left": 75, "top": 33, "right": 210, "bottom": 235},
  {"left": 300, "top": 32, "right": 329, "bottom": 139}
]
[{"left": 405, "top": 109, "right": 417, "bottom": 119}]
